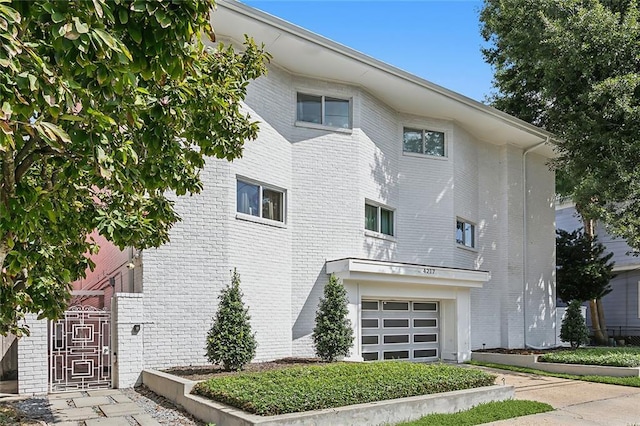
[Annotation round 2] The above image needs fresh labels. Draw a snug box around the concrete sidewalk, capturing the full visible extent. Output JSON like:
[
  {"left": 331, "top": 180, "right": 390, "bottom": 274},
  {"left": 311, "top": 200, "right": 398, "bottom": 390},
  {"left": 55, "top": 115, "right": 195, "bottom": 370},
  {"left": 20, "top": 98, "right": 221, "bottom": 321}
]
[
  {"left": 484, "top": 368, "right": 640, "bottom": 425},
  {"left": 47, "top": 389, "right": 160, "bottom": 425}
]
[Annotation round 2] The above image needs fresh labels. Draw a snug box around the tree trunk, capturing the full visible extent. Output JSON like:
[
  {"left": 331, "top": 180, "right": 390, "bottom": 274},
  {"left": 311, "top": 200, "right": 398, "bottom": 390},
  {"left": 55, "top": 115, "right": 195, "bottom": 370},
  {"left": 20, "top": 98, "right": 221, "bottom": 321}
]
[
  {"left": 596, "top": 298, "right": 608, "bottom": 342},
  {"left": 589, "top": 299, "right": 607, "bottom": 345}
]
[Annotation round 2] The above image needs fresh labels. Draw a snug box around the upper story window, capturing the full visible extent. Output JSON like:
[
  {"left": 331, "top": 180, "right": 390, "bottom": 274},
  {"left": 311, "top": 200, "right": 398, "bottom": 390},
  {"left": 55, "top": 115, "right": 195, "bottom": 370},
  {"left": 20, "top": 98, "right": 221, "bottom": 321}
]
[
  {"left": 297, "top": 93, "right": 351, "bottom": 129},
  {"left": 237, "top": 179, "right": 284, "bottom": 223},
  {"left": 403, "top": 127, "right": 445, "bottom": 157},
  {"left": 365, "top": 202, "right": 394, "bottom": 236},
  {"left": 456, "top": 219, "right": 475, "bottom": 248}
]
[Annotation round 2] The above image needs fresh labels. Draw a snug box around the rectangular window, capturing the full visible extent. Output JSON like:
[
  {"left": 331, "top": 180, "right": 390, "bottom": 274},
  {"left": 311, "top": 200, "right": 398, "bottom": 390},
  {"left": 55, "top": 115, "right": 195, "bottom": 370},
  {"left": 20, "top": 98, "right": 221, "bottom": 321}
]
[
  {"left": 383, "top": 350, "right": 409, "bottom": 360},
  {"left": 383, "top": 319, "right": 409, "bottom": 328},
  {"left": 384, "top": 334, "right": 409, "bottom": 344},
  {"left": 382, "top": 301, "right": 409, "bottom": 311},
  {"left": 362, "top": 335, "right": 378, "bottom": 345},
  {"left": 414, "top": 319, "right": 438, "bottom": 328},
  {"left": 413, "top": 302, "right": 438, "bottom": 312},
  {"left": 362, "top": 301, "right": 379, "bottom": 311},
  {"left": 363, "top": 352, "right": 379, "bottom": 361},
  {"left": 237, "top": 179, "right": 285, "bottom": 223},
  {"left": 414, "top": 334, "right": 437, "bottom": 343},
  {"left": 403, "top": 127, "right": 445, "bottom": 157},
  {"left": 365, "top": 202, "right": 395, "bottom": 236},
  {"left": 414, "top": 349, "right": 438, "bottom": 359},
  {"left": 297, "top": 93, "right": 351, "bottom": 128},
  {"left": 361, "top": 319, "right": 379, "bottom": 329},
  {"left": 456, "top": 219, "right": 475, "bottom": 248}
]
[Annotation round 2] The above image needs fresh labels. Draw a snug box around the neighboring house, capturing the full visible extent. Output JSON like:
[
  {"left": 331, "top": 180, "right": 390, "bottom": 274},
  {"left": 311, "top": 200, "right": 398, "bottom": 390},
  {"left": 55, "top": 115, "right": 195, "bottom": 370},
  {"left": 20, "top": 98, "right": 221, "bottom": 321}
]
[
  {"left": 15, "top": 0, "right": 557, "bottom": 394},
  {"left": 556, "top": 201, "right": 640, "bottom": 342}
]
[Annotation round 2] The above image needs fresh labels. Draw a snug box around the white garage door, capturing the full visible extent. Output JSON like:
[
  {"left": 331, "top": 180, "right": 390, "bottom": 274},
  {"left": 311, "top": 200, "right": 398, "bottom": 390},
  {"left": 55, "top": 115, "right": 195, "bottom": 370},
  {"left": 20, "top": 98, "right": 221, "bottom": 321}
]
[{"left": 361, "top": 300, "right": 439, "bottom": 362}]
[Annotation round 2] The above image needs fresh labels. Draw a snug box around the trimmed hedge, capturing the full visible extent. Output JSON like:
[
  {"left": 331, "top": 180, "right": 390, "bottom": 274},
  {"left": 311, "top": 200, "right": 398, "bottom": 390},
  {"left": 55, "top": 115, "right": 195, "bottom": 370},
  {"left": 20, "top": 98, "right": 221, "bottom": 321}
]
[
  {"left": 192, "top": 362, "right": 496, "bottom": 415},
  {"left": 539, "top": 347, "right": 640, "bottom": 367}
]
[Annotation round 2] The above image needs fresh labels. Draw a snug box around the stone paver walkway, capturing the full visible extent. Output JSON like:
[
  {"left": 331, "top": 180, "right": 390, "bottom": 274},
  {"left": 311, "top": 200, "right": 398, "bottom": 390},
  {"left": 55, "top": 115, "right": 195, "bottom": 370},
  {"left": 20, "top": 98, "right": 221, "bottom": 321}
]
[{"left": 47, "top": 389, "right": 161, "bottom": 425}]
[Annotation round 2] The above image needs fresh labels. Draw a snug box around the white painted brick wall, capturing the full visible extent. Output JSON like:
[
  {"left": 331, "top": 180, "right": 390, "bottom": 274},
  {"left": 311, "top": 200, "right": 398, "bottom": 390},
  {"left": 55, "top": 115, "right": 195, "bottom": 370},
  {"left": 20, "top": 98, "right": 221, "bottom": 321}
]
[
  {"left": 17, "top": 314, "right": 48, "bottom": 395},
  {"left": 137, "top": 61, "right": 556, "bottom": 366},
  {"left": 112, "top": 293, "right": 144, "bottom": 388}
]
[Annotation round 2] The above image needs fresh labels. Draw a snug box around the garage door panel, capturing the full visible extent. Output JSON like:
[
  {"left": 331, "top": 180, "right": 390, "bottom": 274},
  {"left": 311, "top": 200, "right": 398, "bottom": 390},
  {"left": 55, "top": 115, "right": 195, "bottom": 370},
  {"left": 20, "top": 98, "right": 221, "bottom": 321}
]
[{"left": 362, "top": 299, "right": 439, "bottom": 362}]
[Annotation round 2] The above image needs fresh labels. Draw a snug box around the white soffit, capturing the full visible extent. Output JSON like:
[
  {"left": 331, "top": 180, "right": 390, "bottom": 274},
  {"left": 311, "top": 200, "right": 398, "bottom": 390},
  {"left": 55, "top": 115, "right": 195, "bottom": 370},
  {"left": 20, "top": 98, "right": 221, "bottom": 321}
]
[
  {"left": 212, "top": 1, "right": 556, "bottom": 157},
  {"left": 326, "top": 258, "right": 489, "bottom": 289}
]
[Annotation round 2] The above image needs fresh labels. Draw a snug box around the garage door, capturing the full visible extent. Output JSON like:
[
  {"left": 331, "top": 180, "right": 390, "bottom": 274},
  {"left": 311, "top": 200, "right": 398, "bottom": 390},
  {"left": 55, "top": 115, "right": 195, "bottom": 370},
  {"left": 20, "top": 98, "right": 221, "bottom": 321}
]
[{"left": 361, "top": 300, "right": 439, "bottom": 362}]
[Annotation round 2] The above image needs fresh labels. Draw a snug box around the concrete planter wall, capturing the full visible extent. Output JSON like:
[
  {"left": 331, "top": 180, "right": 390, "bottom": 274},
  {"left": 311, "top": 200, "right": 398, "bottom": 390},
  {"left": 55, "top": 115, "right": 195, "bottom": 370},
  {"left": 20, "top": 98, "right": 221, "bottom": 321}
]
[
  {"left": 472, "top": 352, "right": 640, "bottom": 377},
  {"left": 142, "top": 369, "right": 514, "bottom": 426}
]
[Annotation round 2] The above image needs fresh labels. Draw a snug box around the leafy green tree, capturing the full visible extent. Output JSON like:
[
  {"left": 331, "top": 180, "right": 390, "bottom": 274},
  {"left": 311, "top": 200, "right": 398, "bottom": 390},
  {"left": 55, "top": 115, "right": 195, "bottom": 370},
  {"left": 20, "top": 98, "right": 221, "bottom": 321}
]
[
  {"left": 480, "top": 0, "right": 640, "bottom": 250},
  {"left": 556, "top": 228, "right": 614, "bottom": 343},
  {"left": 312, "top": 274, "right": 354, "bottom": 362},
  {"left": 0, "top": 1, "right": 269, "bottom": 335},
  {"left": 560, "top": 300, "right": 590, "bottom": 349},
  {"left": 206, "top": 269, "right": 257, "bottom": 371}
]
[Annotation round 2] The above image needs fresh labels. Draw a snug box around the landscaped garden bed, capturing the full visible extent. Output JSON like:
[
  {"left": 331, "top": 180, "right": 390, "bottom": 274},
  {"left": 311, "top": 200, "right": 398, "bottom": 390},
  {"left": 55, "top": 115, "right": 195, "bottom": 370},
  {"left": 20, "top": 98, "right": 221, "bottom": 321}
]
[
  {"left": 538, "top": 347, "right": 640, "bottom": 367},
  {"left": 472, "top": 347, "right": 640, "bottom": 377},
  {"left": 191, "top": 361, "right": 496, "bottom": 415},
  {"left": 146, "top": 360, "right": 514, "bottom": 425}
]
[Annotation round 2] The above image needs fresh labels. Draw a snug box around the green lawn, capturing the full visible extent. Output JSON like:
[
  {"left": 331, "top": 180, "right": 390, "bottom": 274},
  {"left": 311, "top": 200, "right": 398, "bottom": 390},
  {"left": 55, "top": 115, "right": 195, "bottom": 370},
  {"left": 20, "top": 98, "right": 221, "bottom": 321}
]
[
  {"left": 192, "top": 362, "right": 496, "bottom": 415},
  {"left": 398, "top": 400, "right": 553, "bottom": 426},
  {"left": 539, "top": 347, "right": 640, "bottom": 367},
  {"left": 468, "top": 360, "right": 640, "bottom": 387}
]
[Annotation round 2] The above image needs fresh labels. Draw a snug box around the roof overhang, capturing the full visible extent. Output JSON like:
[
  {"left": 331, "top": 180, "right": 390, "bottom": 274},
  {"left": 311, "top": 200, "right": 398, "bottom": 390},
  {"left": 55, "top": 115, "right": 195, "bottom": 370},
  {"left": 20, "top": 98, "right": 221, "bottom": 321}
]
[
  {"left": 212, "top": 0, "right": 556, "bottom": 158},
  {"left": 326, "top": 258, "right": 489, "bottom": 289}
]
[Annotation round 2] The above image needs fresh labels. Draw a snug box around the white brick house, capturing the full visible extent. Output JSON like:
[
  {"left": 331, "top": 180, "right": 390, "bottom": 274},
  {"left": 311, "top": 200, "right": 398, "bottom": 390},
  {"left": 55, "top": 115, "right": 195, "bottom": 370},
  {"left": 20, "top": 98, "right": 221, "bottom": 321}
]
[{"left": 16, "top": 1, "right": 557, "bottom": 393}]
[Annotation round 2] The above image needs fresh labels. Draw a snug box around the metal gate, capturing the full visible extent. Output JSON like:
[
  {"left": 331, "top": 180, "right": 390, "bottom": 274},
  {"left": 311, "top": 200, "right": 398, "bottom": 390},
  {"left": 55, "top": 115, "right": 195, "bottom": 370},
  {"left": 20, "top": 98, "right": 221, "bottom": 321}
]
[{"left": 49, "top": 306, "right": 111, "bottom": 392}]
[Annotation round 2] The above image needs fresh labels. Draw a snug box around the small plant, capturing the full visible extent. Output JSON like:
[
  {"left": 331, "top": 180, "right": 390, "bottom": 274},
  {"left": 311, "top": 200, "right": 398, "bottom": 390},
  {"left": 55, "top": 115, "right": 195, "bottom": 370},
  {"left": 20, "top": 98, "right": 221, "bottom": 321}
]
[
  {"left": 206, "top": 269, "right": 257, "bottom": 371},
  {"left": 312, "top": 274, "right": 354, "bottom": 362},
  {"left": 560, "top": 300, "right": 589, "bottom": 349}
]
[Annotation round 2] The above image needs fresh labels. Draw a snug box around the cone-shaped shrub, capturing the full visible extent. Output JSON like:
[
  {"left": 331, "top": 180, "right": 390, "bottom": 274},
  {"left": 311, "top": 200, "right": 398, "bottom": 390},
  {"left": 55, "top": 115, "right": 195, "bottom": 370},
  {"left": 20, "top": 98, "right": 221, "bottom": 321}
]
[
  {"left": 560, "top": 300, "right": 590, "bottom": 349},
  {"left": 312, "top": 274, "right": 354, "bottom": 361},
  {"left": 206, "top": 269, "right": 257, "bottom": 371}
]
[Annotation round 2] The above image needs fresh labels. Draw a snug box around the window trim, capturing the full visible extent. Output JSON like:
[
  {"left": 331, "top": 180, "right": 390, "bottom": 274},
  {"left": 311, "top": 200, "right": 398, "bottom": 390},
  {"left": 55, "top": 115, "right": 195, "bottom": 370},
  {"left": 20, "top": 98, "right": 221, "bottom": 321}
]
[
  {"left": 236, "top": 177, "right": 286, "bottom": 225},
  {"left": 364, "top": 200, "right": 396, "bottom": 238},
  {"left": 296, "top": 92, "right": 353, "bottom": 130},
  {"left": 455, "top": 218, "right": 476, "bottom": 249},
  {"left": 402, "top": 126, "right": 447, "bottom": 158}
]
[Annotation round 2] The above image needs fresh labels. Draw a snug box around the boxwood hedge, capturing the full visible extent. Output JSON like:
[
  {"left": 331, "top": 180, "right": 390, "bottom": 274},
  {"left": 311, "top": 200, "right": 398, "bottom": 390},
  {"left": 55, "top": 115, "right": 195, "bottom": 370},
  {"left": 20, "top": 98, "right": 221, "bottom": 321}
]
[
  {"left": 192, "top": 361, "right": 496, "bottom": 415},
  {"left": 539, "top": 347, "right": 640, "bottom": 367}
]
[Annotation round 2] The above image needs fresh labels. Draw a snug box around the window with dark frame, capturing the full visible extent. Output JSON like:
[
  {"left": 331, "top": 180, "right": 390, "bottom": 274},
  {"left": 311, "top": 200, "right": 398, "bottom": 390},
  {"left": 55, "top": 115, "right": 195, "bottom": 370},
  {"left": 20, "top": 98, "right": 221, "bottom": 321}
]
[
  {"left": 365, "top": 202, "right": 395, "bottom": 236},
  {"left": 236, "top": 179, "right": 284, "bottom": 223},
  {"left": 403, "top": 127, "right": 445, "bottom": 157},
  {"left": 456, "top": 219, "right": 475, "bottom": 248},
  {"left": 296, "top": 93, "right": 351, "bottom": 129}
]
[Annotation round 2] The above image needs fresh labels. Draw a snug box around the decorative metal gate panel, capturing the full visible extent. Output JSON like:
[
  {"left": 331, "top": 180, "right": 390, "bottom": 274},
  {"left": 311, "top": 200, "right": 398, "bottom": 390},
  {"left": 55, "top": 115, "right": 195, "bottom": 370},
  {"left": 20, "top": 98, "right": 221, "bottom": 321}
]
[{"left": 49, "top": 306, "right": 111, "bottom": 392}]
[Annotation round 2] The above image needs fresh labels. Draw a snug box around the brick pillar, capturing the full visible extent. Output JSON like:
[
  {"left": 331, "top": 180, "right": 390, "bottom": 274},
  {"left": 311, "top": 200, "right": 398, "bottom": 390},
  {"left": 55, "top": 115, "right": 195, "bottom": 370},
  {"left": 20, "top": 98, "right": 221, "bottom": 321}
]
[
  {"left": 17, "top": 314, "right": 49, "bottom": 394},
  {"left": 112, "top": 293, "right": 144, "bottom": 388}
]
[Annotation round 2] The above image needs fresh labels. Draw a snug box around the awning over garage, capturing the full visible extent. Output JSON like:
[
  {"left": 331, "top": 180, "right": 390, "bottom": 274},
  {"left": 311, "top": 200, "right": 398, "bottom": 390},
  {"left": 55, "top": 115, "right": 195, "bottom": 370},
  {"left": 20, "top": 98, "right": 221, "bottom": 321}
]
[{"left": 326, "top": 258, "right": 489, "bottom": 288}]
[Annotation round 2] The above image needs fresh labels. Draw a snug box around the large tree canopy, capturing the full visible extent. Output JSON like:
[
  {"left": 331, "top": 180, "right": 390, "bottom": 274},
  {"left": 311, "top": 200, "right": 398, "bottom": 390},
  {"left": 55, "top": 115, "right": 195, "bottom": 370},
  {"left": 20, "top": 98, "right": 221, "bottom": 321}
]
[
  {"left": 480, "top": 0, "right": 640, "bottom": 249},
  {"left": 0, "top": 0, "right": 269, "bottom": 335}
]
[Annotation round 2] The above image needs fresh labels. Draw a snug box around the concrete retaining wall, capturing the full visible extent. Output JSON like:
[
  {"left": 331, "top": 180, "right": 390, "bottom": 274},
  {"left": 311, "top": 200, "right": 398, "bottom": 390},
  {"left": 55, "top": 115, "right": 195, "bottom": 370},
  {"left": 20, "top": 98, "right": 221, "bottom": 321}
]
[
  {"left": 471, "top": 352, "right": 640, "bottom": 377},
  {"left": 142, "top": 369, "right": 514, "bottom": 426}
]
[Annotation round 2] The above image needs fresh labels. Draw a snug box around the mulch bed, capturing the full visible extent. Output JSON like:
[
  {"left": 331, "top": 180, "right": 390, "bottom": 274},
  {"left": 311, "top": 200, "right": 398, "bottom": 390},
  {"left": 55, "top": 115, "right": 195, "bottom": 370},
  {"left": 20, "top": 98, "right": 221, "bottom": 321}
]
[{"left": 164, "top": 357, "right": 329, "bottom": 381}]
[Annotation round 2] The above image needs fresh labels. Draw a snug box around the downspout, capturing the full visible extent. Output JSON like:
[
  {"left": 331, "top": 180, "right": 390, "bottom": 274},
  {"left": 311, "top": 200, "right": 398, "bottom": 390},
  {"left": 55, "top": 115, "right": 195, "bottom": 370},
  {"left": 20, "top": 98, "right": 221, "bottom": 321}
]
[{"left": 522, "top": 136, "right": 549, "bottom": 348}]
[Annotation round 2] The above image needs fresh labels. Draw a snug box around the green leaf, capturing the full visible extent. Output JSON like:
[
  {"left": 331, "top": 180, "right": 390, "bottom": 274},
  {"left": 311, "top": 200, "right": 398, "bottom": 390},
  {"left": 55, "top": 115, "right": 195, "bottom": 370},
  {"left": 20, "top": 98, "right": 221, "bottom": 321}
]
[
  {"left": 118, "top": 8, "right": 128, "bottom": 24},
  {"left": 51, "top": 12, "right": 65, "bottom": 23},
  {"left": 129, "top": 24, "right": 142, "bottom": 44},
  {"left": 72, "top": 17, "right": 89, "bottom": 34},
  {"left": 93, "top": 28, "right": 118, "bottom": 50}
]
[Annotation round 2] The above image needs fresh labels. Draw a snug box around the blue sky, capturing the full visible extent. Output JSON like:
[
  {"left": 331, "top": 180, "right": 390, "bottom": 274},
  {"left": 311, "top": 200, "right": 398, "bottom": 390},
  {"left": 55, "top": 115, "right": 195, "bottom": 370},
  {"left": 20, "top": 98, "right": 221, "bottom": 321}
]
[{"left": 242, "top": 1, "right": 494, "bottom": 103}]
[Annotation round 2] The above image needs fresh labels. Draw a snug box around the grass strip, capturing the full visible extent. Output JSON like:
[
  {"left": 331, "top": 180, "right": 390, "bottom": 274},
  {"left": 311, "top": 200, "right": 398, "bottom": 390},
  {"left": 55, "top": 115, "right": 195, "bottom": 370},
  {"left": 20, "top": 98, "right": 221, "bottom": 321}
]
[
  {"left": 538, "top": 347, "right": 640, "bottom": 367},
  {"left": 468, "top": 360, "right": 640, "bottom": 387},
  {"left": 398, "top": 399, "right": 553, "bottom": 425},
  {"left": 192, "top": 362, "right": 495, "bottom": 415}
]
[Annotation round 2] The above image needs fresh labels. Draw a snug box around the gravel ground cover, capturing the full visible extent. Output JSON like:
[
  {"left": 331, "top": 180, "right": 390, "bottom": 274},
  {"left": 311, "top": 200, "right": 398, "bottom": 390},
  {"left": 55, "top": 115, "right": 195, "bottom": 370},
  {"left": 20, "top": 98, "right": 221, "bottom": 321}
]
[{"left": 0, "top": 386, "right": 204, "bottom": 426}]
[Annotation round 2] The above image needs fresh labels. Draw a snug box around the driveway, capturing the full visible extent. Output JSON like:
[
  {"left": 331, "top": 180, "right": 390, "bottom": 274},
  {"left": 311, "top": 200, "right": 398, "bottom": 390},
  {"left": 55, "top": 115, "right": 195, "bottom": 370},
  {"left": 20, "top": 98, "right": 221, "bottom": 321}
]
[{"left": 480, "top": 367, "right": 640, "bottom": 425}]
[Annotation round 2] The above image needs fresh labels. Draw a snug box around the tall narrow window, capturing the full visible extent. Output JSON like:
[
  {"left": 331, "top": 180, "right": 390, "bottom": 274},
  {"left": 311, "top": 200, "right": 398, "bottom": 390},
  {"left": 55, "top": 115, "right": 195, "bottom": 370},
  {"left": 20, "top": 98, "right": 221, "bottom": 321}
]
[
  {"left": 456, "top": 219, "right": 475, "bottom": 248},
  {"left": 403, "top": 127, "right": 445, "bottom": 157},
  {"left": 365, "top": 202, "right": 395, "bottom": 236},
  {"left": 297, "top": 93, "right": 351, "bottom": 128},
  {"left": 237, "top": 179, "right": 285, "bottom": 223}
]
